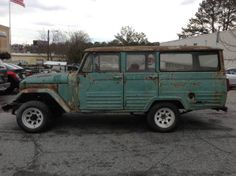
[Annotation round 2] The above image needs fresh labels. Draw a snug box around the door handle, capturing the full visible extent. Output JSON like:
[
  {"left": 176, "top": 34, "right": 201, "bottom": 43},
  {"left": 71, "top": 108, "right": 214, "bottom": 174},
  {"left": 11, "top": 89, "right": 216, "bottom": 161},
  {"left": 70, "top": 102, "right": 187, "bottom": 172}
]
[
  {"left": 113, "top": 75, "right": 122, "bottom": 79},
  {"left": 146, "top": 75, "right": 158, "bottom": 80}
]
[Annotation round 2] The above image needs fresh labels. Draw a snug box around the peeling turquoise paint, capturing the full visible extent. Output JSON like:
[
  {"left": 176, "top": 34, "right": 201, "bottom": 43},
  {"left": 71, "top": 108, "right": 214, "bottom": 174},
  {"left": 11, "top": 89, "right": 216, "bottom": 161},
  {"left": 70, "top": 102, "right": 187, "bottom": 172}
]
[{"left": 17, "top": 46, "right": 227, "bottom": 113}]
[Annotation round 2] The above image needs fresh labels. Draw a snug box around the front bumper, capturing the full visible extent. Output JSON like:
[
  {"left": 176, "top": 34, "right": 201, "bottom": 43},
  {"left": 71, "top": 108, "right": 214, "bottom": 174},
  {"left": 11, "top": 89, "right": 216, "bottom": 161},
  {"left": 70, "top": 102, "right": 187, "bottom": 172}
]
[{"left": 2, "top": 102, "right": 20, "bottom": 114}]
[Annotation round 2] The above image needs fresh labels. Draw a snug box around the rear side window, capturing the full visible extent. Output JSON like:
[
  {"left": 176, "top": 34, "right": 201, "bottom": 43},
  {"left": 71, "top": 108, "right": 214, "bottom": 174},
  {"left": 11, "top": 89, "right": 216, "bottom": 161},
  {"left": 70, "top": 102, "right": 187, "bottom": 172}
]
[
  {"left": 198, "top": 54, "right": 219, "bottom": 71},
  {"left": 160, "top": 53, "right": 193, "bottom": 71},
  {"left": 160, "top": 52, "right": 220, "bottom": 72},
  {"left": 94, "top": 54, "right": 120, "bottom": 72}
]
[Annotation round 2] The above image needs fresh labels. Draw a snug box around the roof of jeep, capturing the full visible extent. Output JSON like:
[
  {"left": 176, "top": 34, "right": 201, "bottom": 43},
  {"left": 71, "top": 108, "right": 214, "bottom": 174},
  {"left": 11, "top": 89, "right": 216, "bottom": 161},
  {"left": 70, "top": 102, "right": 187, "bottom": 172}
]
[{"left": 85, "top": 46, "right": 222, "bottom": 52}]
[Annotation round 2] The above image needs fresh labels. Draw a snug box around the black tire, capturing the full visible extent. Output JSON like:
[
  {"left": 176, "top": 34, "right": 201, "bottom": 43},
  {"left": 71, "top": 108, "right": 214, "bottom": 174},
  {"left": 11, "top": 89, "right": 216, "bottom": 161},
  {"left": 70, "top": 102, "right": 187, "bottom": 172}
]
[
  {"left": 147, "top": 103, "right": 179, "bottom": 132},
  {"left": 16, "top": 101, "right": 52, "bottom": 133}
]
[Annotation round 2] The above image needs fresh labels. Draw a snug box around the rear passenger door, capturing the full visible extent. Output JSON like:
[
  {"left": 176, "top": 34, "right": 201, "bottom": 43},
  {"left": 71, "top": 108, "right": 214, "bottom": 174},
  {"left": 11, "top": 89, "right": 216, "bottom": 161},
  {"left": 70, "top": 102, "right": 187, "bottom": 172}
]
[{"left": 124, "top": 52, "right": 158, "bottom": 110}]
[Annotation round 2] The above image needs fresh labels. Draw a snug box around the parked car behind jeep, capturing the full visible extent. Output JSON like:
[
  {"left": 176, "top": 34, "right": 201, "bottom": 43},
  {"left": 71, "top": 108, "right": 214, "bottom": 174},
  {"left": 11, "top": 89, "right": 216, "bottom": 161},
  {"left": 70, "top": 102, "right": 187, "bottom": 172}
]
[
  {"left": 2, "top": 46, "right": 228, "bottom": 133},
  {"left": 0, "top": 60, "right": 10, "bottom": 92},
  {"left": 4, "top": 63, "right": 27, "bottom": 94},
  {"left": 226, "top": 68, "right": 236, "bottom": 89}
]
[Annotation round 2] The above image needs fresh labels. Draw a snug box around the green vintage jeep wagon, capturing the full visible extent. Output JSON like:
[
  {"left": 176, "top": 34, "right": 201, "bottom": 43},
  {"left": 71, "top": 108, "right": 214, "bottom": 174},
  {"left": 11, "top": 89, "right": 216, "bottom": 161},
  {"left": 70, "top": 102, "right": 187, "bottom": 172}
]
[{"left": 3, "top": 46, "right": 228, "bottom": 133}]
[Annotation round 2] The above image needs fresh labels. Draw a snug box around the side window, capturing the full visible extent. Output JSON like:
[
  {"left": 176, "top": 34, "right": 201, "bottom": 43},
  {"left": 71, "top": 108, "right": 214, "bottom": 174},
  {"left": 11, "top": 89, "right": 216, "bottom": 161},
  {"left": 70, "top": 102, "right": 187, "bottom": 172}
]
[
  {"left": 198, "top": 54, "right": 219, "bottom": 71},
  {"left": 82, "top": 54, "right": 93, "bottom": 72},
  {"left": 160, "top": 53, "right": 193, "bottom": 71},
  {"left": 127, "top": 54, "right": 145, "bottom": 72},
  {"left": 94, "top": 54, "right": 120, "bottom": 72},
  {"left": 126, "top": 53, "right": 155, "bottom": 72}
]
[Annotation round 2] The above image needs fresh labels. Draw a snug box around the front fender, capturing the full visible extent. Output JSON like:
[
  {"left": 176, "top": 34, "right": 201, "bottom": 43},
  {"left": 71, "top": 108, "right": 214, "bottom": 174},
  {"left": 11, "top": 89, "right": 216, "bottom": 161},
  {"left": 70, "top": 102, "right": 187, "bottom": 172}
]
[{"left": 15, "top": 88, "right": 71, "bottom": 112}]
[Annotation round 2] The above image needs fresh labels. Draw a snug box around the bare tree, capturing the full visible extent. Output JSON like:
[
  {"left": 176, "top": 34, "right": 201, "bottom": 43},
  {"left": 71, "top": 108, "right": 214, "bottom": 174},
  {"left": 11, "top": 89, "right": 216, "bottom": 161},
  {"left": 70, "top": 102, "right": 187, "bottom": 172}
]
[
  {"left": 37, "top": 30, "right": 69, "bottom": 60},
  {"left": 66, "top": 31, "right": 91, "bottom": 63}
]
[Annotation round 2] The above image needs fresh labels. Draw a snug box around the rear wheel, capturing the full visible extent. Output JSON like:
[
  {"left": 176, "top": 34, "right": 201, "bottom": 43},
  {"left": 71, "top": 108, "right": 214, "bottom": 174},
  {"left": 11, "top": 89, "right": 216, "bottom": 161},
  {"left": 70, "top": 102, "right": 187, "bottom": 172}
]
[
  {"left": 147, "top": 103, "right": 179, "bottom": 132},
  {"left": 16, "top": 101, "right": 52, "bottom": 133}
]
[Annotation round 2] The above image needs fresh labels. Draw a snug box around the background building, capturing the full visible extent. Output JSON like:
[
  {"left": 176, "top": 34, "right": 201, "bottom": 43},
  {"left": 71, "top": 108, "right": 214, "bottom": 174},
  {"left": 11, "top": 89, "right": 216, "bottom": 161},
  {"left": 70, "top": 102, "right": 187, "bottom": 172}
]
[
  {"left": 161, "top": 28, "right": 236, "bottom": 68},
  {"left": 9, "top": 53, "right": 66, "bottom": 65},
  {"left": 0, "top": 25, "right": 10, "bottom": 53}
]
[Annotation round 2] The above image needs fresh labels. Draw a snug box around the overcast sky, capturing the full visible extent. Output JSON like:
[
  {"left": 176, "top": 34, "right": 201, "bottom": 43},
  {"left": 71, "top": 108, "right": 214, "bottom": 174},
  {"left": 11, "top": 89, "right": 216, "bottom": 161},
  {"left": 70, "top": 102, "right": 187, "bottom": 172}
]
[{"left": 0, "top": 0, "right": 202, "bottom": 44}]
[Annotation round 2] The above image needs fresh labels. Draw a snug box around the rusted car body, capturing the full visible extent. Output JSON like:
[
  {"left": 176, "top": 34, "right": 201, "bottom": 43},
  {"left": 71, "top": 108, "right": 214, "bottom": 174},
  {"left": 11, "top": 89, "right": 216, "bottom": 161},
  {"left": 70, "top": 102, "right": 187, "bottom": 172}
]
[{"left": 2, "top": 46, "right": 228, "bottom": 133}]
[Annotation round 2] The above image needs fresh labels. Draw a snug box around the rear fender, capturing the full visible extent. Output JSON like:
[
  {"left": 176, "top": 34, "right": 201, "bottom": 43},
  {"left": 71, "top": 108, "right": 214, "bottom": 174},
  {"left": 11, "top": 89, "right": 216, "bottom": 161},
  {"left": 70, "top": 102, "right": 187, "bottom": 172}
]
[{"left": 145, "top": 97, "right": 187, "bottom": 112}]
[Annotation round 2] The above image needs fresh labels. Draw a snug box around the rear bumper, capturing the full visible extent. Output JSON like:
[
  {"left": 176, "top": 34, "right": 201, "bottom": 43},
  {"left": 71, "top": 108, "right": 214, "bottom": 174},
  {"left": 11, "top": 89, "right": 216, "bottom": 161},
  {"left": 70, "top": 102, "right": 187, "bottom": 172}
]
[
  {"left": 229, "top": 84, "right": 236, "bottom": 89},
  {"left": 228, "top": 79, "right": 236, "bottom": 88},
  {"left": 212, "top": 106, "right": 228, "bottom": 112},
  {"left": 0, "top": 82, "right": 10, "bottom": 91}
]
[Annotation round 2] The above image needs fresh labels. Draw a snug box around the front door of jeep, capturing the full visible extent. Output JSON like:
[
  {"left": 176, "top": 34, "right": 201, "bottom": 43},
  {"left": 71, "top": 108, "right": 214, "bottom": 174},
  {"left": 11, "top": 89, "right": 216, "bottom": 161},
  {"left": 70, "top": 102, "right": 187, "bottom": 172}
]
[{"left": 79, "top": 53, "right": 123, "bottom": 111}]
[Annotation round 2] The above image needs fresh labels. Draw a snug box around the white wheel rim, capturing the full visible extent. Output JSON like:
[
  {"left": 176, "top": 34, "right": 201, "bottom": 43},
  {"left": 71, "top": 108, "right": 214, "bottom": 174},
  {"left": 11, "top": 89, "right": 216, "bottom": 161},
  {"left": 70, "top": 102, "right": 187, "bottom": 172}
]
[
  {"left": 154, "top": 108, "right": 175, "bottom": 129},
  {"left": 22, "top": 108, "right": 44, "bottom": 129}
]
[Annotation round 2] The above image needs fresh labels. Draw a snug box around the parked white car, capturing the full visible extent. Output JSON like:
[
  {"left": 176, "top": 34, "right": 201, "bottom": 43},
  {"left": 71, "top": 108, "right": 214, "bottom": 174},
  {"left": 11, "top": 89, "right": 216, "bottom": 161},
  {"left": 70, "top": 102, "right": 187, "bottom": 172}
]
[{"left": 226, "top": 68, "right": 236, "bottom": 88}]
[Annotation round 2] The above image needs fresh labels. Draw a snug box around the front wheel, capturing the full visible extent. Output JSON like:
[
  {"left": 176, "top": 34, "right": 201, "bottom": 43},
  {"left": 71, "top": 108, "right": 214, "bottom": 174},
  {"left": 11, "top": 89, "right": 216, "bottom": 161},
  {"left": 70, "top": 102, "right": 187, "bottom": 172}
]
[
  {"left": 147, "top": 103, "right": 179, "bottom": 132},
  {"left": 16, "top": 101, "right": 52, "bottom": 133}
]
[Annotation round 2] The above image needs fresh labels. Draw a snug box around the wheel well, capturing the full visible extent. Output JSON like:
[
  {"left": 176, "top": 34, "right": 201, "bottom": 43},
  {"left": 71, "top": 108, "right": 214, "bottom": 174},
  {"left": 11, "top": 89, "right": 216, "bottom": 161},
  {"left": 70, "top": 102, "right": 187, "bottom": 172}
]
[
  {"left": 149, "top": 100, "right": 185, "bottom": 111},
  {"left": 16, "top": 93, "right": 65, "bottom": 114}
]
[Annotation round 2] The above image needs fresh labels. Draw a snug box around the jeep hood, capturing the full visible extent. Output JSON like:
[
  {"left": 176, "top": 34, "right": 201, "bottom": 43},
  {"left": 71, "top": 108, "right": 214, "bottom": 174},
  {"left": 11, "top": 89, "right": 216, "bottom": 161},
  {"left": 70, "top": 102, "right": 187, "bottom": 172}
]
[{"left": 21, "top": 72, "right": 69, "bottom": 84}]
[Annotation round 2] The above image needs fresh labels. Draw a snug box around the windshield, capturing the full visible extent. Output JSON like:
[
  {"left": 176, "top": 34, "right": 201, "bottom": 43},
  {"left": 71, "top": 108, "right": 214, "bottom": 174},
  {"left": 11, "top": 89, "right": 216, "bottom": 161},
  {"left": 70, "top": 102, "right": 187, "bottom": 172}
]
[
  {"left": 0, "top": 60, "right": 6, "bottom": 70},
  {"left": 4, "top": 63, "right": 23, "bottom": 70},
  {"left": 79, "top": 53, "right": 89, "bottom": 72},
  {"left": 227, "top": 69, "right": 236, "bottom": 74}
]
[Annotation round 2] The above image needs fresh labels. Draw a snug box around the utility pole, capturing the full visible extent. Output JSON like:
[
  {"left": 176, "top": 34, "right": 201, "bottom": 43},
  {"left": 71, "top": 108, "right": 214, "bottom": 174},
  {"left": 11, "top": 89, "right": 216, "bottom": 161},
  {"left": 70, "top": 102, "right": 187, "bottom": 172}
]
[
  {"left": 47, "top": 30, "right": 59, "bottom": 61},
  {"left": 47, "top": 30, "right": 50, "bottom": 61},
  {"left": 9, "top": 0, "right": 11, "bottom": 54}
]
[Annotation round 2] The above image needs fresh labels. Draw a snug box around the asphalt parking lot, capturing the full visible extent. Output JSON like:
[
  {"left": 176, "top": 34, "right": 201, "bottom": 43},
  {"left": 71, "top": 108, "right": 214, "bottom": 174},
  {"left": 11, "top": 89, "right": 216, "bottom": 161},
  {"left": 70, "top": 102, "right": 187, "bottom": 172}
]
[{"left": 0, "top": 91, "right": 236, "bottom": 176}]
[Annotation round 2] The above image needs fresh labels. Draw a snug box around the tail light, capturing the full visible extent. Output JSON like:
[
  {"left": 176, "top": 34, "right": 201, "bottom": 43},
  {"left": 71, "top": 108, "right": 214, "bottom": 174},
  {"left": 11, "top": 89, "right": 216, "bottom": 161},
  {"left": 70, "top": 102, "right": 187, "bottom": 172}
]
[{"left": 7, "top": 71, "right": 20, "bottom": 80}]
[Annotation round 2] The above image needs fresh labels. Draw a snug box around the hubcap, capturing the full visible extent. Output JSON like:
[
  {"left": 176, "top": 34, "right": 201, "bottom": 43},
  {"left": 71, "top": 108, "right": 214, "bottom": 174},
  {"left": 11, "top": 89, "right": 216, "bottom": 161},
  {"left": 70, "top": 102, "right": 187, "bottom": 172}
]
[
  {"left": 154, "top": 108, "right": 175, "bottom": 128},
  {"left": 22, "top": 108, "right": 44, "bottom": 129}
]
